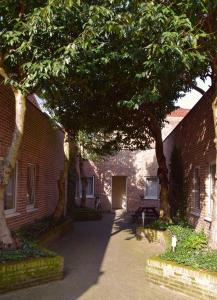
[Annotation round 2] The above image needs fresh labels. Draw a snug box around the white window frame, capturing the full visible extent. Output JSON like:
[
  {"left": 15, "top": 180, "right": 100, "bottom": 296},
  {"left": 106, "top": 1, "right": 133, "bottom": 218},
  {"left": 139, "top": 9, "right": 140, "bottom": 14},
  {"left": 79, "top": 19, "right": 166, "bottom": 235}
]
[
  {"left": 78, "top": 176, "right": 95, "bottom": 198},
  {"left": 0, "top": 158, "right": 18, "bottom": 215},
  {"left": 192, "top": 167, "right": 200, "bottom": 211},
  {"left": 86, "top": 176, "right": 95, "bottom": 198},
  {"left": 26, "top": 163, "right": 36, "bottom": 209},
  {"left": 144, "top": 176, "right": 159, "bottom": 200},
  {"left": 208, "top": 162, "right": 216, "bottom": 217}
]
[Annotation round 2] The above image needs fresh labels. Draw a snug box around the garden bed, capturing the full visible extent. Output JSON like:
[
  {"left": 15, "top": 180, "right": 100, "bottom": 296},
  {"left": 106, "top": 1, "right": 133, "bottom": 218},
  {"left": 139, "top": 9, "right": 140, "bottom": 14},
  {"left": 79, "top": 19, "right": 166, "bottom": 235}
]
[
  {"left": 136, "top": 227, "right": 171, "bottom": 249},
  {"left": 17, "top": 216, "right": 73, "bottom": 244},
  {"left": 0, "top": 216, "right": 72, "bottom": 293},
  {"left": 142, "top": 221, "right": 217, "bottom": 299},
  {"left": 146, "top": 257, "right": 217, "bottom": 299},
  {"left": 0, "top": 255, "right": 63, "bottom": 293}
]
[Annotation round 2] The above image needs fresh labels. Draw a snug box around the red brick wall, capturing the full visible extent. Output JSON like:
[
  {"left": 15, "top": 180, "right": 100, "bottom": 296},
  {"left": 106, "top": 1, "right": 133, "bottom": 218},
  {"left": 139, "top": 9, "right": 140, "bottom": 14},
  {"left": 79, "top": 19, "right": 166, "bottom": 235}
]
[
  {"left": 0, "top": 85, "right": 65, "bottom": 230},
  {"left": 80, "top": 115, "right": 186, "bottom": 213},
  {"left": 81, "top": 149, "right": 159, "bottom": 212},
  {"left": 164, "top": 89, "right": 215, "bottom": 233}
]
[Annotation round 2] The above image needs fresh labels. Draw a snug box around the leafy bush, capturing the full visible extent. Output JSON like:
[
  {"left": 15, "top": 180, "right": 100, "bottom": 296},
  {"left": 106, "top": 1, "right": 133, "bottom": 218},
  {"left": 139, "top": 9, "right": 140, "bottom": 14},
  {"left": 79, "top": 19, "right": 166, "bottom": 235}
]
[
  {"left": 145, "top": 219, "right": 171, "bottom": 230},
  {"left": 0, "top": 240, "right": 55, "bottom": 263},
  {"left": 17, "top": 216, "right": 67, "bottom": 241},
  {"left": 159, "top": 224, "right": 217, "bottom": 272}
]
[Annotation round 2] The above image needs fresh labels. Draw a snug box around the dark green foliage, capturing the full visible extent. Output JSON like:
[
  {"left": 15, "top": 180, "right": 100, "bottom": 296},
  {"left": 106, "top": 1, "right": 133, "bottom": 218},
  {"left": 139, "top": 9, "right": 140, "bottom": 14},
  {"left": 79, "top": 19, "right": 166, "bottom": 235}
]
[
  {"left": 0, "top": 240, "right": 54, "bottom": 263},
  {"left": 17, "top": 216, "right": 67, "bottom": 241},
  {"left": 161, "top": 225, "right": 217, "bottom": 272},
  {"left": 169, "top": 146, "right": 187, "bottom": 220},
  {"left": 73, "top": 207, "right": 102, "bottom": 221},
  {"left": 0, "top": 216, "right": 68, "bottom": 263},
  {"left": 145, "top": 219, "right": 171, "bottom": 230}
]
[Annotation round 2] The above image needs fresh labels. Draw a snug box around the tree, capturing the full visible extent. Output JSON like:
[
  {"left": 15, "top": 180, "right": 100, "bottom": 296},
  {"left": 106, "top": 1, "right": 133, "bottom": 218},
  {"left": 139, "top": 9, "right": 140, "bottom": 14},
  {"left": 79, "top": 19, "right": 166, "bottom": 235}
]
[
  {"left": 137, "top": 0, "right": 217, "bottom": 248},
  {"left": 53, "top": 132, "right": 71, "bottom": 220},
  {"left": 169, "top": 145, "right": 186, "bottom": 220},
  {"left": 0, "top": 0, "right": 90, "bottom": 246},
  {"left": 43, "top": 1, "right": 205, "bottom": 221}
]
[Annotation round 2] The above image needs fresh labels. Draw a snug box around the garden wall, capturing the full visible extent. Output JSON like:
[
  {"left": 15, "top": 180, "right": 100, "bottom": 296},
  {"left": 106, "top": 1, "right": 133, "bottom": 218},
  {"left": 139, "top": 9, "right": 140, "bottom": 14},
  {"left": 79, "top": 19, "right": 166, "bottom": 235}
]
[
  {"left": 0, "top": 255, "right": 63, "bottom": 293},
  {"left": 146, "top": 257, "right": 217, "bottom": 300}
]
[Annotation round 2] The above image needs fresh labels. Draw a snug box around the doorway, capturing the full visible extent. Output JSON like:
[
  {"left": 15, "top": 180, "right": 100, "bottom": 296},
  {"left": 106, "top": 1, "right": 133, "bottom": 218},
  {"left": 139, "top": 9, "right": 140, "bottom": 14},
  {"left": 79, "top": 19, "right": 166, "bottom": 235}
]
[{"left": 112, "top": 176, "right": 127, "bottom": 209}]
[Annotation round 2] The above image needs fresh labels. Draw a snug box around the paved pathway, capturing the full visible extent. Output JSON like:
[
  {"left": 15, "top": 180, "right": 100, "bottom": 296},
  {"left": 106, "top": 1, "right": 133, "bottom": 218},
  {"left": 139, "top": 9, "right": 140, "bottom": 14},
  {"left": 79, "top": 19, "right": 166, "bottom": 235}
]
[{"left": 0, "top": 211, "right": 192, "bottom": 300}]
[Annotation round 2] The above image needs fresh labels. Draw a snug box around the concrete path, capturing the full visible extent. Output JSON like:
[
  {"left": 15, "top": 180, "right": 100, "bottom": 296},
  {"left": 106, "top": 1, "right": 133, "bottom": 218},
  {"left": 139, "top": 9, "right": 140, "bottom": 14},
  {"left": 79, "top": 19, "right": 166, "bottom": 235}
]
[{"left": 0, "top": 211, "right": 192, "bottom": 300}]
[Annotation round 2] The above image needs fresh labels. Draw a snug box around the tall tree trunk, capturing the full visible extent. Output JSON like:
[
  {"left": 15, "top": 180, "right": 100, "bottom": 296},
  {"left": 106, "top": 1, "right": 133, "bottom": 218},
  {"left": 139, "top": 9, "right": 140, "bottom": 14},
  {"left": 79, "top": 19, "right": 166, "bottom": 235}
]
[
  {"left": 79, "top": 156, "right": 87, "bottom": 208},
  {"left": 147, "top": 111, "right": 170, "bottom": 220},
  {"left": 209, "top": 83, "right": 217, "bottom": 249},
  {"left": 0, "top": 83, "right": 26, "bottom": 247},
  {"left": 75, "top": 145, "right": 81, "bottom": 205},
  {"left": 155, "top": 129, "right": 170, "bottom": 220},
  {"left": 53, "top": 132, "right": 70, "bottom": 220}
]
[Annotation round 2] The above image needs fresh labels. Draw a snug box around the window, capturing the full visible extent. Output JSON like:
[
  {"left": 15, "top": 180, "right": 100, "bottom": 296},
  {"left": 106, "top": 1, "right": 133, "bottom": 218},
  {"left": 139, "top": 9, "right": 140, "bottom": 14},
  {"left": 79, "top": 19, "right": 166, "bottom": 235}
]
[
  {"left": 78, "top": 176, "right": 95, "bottom": 198},
  {"left": 193, "top": 168, "right": 200, "bottom": 210},
  {"left": 208, "top": 163, "right": 216, "bottom": 216},
  {"left": 145, "top": 177, "right": 158, "bottom": 199},
  {"left": 27, "top": 164, "right": 36, "bottom": 207},
  {"left": 4, "top": 163, "right": 18, "bottom": 213},
  {"left": 86, "top": 176, "right": 94, "bottom": 197}
]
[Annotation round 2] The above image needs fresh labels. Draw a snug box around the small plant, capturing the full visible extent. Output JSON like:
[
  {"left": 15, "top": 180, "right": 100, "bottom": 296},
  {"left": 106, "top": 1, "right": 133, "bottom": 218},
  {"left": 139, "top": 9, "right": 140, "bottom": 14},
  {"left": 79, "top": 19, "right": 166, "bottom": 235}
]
[
  {"left": 159, "top": 224, "right": 217, "bottom": 272},
  {"left": 145, "top": 219, "right": 170, "bottom": 230},
  {"left": 0, "top": 240, "right": 55, "bottom": 263},
  {"left": 17, "top": 215, "right": 67, "bottom": 241}
]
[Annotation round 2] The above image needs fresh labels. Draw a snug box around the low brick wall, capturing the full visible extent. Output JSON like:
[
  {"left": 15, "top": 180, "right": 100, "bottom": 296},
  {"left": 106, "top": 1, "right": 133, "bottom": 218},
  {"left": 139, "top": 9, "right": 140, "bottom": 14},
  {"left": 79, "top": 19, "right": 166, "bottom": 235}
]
[
  {"left": 0, "top": 254, "right": 63, "bottom": 293},
  {"left": 136, "top": 227, "right": 171, "bottom": 249},
  {"left": 146, "top": 257, "right": 217, "bottom": 300}
]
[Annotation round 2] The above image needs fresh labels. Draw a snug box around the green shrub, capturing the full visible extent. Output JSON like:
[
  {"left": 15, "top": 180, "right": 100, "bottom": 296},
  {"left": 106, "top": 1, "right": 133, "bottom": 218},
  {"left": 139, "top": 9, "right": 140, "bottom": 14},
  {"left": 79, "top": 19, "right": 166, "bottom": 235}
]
[
  {"left": 159, "top": 224, "right": 217, "bottom": 272},
  {"left": 145, "top": 219, "right": 170, "bottom": 230},
  {"left": 0, "top": 240, "right": 55, "bottom": 263},
  {"left": 17, "top": 215, "right": 67, "bottom": 241}
]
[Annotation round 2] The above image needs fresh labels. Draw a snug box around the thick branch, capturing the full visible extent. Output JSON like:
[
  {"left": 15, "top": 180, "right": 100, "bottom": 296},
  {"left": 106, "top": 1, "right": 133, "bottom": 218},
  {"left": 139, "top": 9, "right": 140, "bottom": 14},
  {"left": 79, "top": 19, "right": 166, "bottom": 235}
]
[
  {"left": 0, "top": 67, "right": 9, "bottom": 81},
  {"left": 192, "top": 84, "right": 206, "bottom": 95}
]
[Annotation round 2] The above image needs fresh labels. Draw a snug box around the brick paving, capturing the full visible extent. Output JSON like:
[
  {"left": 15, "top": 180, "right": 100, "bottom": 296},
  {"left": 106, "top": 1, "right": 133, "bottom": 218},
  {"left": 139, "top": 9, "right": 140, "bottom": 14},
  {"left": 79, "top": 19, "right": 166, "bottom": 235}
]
[{"left": 0, "top": 211, "right": 192, "bottom": 300}]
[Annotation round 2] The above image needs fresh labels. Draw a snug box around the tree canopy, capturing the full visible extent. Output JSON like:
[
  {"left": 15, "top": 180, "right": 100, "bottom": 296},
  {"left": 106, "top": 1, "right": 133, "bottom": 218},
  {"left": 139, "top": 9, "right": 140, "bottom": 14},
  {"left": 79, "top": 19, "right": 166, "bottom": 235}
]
[{"left": 1, "top": 0, "right": 217, "bottom": 246}]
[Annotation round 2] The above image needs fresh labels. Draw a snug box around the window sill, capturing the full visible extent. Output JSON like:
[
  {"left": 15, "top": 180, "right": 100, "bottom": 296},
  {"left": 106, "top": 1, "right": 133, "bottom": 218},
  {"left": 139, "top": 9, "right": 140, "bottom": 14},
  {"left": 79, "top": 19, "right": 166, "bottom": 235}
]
[
  {"left": 75, "top": 196, "right": 95, "bottom": 199},
  {"left": 204, "top": 216, "right": 212, "bottom": 223},
  {"left": 26, "top": 207, "right": 38, "bottom": 213},
  {"left": 5, "top": 212, "right": 20, "bottom": 219},
  {"left": 190, "top": 210, "right": 200, "bottom": 217},
  {"left": 144, "top": 197, "right": 159, "bottom": 200}
]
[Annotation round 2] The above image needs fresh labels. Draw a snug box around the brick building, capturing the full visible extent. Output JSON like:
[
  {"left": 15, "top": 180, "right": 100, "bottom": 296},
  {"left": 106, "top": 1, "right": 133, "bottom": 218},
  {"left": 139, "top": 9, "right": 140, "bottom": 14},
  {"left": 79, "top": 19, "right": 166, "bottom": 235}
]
[
  {"left": 0, "top": 85, "right": 65, "bottom": 230},
  {"left": 81, "top": 109, "right": 188, "bottom": 212},
  {"left": 164, "top": 89, "right": 215, "bottom": 233}
]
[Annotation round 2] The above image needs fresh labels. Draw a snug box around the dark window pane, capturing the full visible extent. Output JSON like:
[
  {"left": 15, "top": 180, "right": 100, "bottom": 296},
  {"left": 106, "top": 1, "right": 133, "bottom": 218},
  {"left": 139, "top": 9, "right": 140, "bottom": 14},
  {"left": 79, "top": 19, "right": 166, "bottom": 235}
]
[{"left": 27, "top": 165, "right": 36, "bottom": 206}]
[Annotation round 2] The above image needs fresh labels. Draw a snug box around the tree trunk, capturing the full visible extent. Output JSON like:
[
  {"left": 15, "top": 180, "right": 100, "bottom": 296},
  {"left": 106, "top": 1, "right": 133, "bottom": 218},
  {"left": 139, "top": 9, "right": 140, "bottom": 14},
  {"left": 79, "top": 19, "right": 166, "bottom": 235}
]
[
  {"left": 209, "top": 85, "right": 217, "bottom": 249},
  {"left": 79, "top": 157, "right": 87, "bottom": 208},
  {"left": 0, "top": 87, "right": 26, "bottom": 247},
  {"left": 147, "top": 111, "right": 170, "bottom": 220},
  {"left": 53, "top": 132, "right": 70, "bottom": 220},
  {"left": 74, "top": 145, "right": 81, "bottom": 205},
  {"left": 155, "top": 133, "right": 170, "bottom": 220}
]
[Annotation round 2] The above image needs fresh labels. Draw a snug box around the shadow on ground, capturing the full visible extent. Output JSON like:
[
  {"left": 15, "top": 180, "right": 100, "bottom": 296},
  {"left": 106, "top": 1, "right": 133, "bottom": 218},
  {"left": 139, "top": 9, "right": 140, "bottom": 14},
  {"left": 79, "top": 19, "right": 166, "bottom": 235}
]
[
  {"left": 0, "top": 211, "right": 191, "bottom": 300},
  {"left": 0, "top": 212, "right": 117, "bottom": 300}
]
